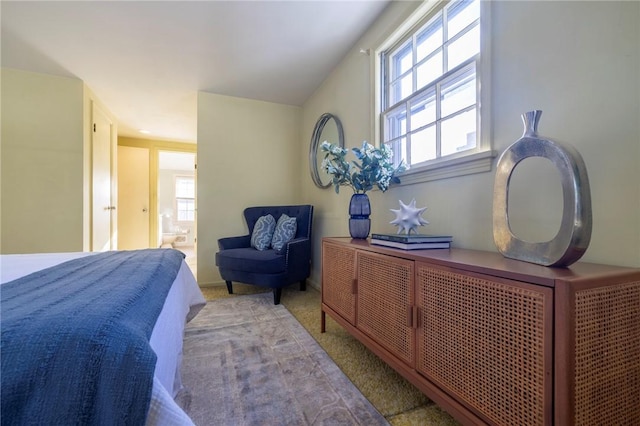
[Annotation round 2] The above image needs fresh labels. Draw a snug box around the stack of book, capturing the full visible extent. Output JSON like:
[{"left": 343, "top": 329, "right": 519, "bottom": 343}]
[{"left": 370, "top": 233, "right": 453, "bottom": 250}]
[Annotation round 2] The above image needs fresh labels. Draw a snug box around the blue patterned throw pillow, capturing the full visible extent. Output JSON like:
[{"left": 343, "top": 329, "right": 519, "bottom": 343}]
[
  {"left": 251, "top": 214, "right": 276, "bottom": 251},
  {"left": 271, "top": 214, "right": 297, "bottom": 251}
]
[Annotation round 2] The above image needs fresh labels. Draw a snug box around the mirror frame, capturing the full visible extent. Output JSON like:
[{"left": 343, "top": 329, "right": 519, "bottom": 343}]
[{"left": 309, "top": 113, "right": 344, "bottom": 189}]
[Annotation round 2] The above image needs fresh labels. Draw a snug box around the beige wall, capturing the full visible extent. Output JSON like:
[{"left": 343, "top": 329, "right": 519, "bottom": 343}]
[
  {"left": 301, "top": 0, "right": 640, "bottom": 287},
  {"left": 197, "top": 92, "right": 302, "bottom": 285},
  {"left": 1, "top": 68, "right": 118, "bottom": 254},
  {"left": 1, "top": 68, "right": 85, "bottom": 253}
]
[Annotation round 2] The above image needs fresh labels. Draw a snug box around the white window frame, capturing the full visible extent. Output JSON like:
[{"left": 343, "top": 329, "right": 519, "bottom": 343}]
[
  {"left": 373, "top": 0, "right": 494, "bottom": 184},
  {"left": 174, "top": 175, "right": 195, "bottom": 223}
]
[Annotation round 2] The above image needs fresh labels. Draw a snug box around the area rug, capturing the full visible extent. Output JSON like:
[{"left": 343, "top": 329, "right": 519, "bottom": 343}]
[{"left": 176, "top": 292, "right": 388, "bottom": 425}]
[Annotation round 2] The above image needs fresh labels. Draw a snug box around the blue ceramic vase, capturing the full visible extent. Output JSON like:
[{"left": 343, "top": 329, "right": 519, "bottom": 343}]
[{"left": 349, "top": 193, "right": 371, "bottom": 239}]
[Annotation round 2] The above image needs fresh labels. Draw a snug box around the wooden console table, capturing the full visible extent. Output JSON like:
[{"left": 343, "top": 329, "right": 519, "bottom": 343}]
[{"left": 320, "top": 237, "right": 640, "bottom": 426}]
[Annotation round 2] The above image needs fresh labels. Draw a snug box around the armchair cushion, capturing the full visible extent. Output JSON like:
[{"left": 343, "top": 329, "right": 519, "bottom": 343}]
[
  {"left": 271, "top": 214, "right": 297, "bottom": 251},
  {"left": 216, "top": 247, "right": 286, "bottom": 274},
  {"left": 250, "top": 214, "right": 276, "bottom": 250}
]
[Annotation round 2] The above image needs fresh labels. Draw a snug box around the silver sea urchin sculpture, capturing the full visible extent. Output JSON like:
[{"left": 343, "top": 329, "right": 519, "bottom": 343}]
[{"left": 390, "top": 199, "right": 429, "bottom": 235}]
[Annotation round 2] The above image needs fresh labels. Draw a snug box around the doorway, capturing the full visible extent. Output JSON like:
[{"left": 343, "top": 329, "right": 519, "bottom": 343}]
[
  {"left": 117, "top": 138, "right": 197, "bottom": 277},
  {"left": 158, "top": 151, "right": 197, "bottom": 276}
]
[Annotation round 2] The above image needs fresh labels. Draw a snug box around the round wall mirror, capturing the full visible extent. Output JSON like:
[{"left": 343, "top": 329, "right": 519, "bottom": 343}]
[{"left": 309, "top": 113, "right": 344, "bottom": 189}]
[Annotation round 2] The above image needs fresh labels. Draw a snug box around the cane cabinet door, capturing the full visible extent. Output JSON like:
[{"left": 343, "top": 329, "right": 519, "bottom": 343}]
[
  {"left": 415, "top": 261, "right": 553, "bottom": 426},
  {"left": 322, "top": 241, "right": 357, "bottom": 325},
  {"left": 356, "top": 251, "right": 415, "bottom": 366}
]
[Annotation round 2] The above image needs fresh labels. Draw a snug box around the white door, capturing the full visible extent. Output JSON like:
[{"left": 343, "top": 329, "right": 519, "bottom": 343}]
[
  {"left": 92, "top": 103, "right": 113, "bottom": 251},
  {"left": 118, "top": 146, "right": 150, "bottom": 249}
]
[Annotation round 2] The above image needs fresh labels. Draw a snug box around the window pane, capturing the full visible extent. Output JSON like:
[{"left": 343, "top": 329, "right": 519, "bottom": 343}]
[
  {"left": 416, "top": 50, "right": 443, "bottom": 89},
  {"left": 447, "top": 0, "right": 480, "bottom": 40},
  {"left": 410, "top": 90, "right": 436, "bottom": 130},
  {"left": 410, "top": 126, "right": 437, "bottom": 164},
  {"left": 390, "top": 42, "right": 412, "bottom": 80},
  {"left": 176, "top": 177, "right": 194, "bottom": 198},
  {"left": 384, "top": 105, "right": 407, "bottom": 142},
  {"left": 177, "top": 199, "right": 190, "bottom": 210},
  {"left": 441, "top": 68, "right": 475, "bottom": 117},
  {"left": 441, "top": 108, "right": 476, "bottom": 156},
  {"left": 416, "top": 19, "right": 443, "bottom": 62},
  {"left": 177, "top": 198, "right": 195, "bottom": 222},
  {"left": 447, "top": 25, "right": 479, "bottom": 70},
  {"left": 390, "top": 73, "right": 413, "bottom": 105},
  {"left": 385, "top": 137, "right": 407, "bottom": 169}
]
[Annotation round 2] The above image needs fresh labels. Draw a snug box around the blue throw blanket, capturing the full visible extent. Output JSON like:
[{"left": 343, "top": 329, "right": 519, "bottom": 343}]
[{"left": 1, "top": 249, "right": 185, "bottom": 425}]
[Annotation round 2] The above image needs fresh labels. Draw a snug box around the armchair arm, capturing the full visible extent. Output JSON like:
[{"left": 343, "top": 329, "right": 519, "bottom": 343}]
[
  {"left": 280, "top": 237, "right": 311, "bottom": 273},
  {"left": 218, "top": 235, "right": 251, "bottom": 251}
]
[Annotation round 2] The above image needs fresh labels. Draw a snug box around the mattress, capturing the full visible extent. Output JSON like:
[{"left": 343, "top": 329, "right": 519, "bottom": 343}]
[{"left": 0, "top": 251, "right": 206, "bottom": 425}]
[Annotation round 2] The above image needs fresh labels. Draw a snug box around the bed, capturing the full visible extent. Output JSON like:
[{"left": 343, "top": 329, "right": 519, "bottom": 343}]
[{"left": 1, "top": 248, "right": 206, "bottom": 425}]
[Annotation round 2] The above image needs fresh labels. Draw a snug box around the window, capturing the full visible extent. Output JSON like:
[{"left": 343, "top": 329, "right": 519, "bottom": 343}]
[
  {"left": 377, "top": 0, "right": 492, "bottom": 183},
  {"left": 175, "top": 176, "right": 195, "bottom": 222}
]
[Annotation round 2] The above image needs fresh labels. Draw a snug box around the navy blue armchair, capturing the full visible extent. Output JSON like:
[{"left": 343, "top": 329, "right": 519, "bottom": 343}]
[{"left": 215, "top": 205, "right": 313, "bottom": 304}]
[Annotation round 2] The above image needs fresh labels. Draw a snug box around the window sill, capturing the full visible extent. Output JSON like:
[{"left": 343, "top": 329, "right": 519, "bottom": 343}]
[{"left": 398, "top": 149, "right": 497, "bottom": 185}]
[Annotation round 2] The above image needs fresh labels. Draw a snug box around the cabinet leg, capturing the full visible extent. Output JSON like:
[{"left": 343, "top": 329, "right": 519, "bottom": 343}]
[{"left": 321, "top": 310, "right": 326, "bottom": 333}]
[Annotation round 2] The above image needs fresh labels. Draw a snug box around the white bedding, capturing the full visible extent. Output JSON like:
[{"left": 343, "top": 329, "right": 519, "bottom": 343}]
[{"left": 0, "top": 251, "right": 206, "bottom": 425}]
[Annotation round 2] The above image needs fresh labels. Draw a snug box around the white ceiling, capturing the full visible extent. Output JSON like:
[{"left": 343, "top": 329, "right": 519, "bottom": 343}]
[{"left": 1, "top": 0, "right": 390, "bottom": 143}]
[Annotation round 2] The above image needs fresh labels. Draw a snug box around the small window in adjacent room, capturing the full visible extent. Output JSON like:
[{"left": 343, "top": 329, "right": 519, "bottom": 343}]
[
  {"left": 376, "top": 0, "right": 493, "bottom": 184},
  {"left": 175, "top": 176, "right": 195, "bottom": 222}
]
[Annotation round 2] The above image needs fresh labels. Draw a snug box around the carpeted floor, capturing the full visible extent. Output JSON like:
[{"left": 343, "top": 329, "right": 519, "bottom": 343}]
[
  {"left": 177, "top": 292, "right": 387, "bottom": 425},
  {"left": 198, "top": 284, "right": 460, "bottom": 426}
]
